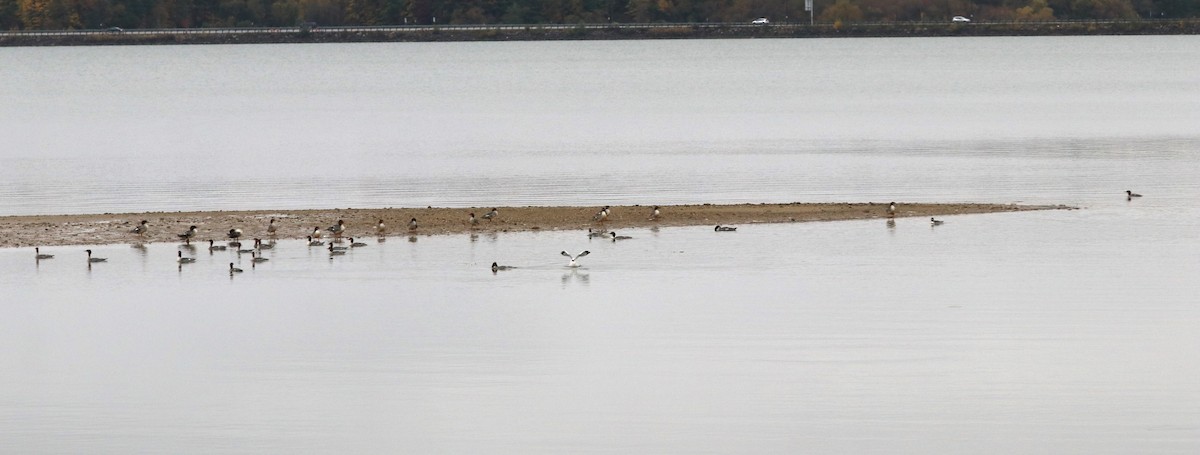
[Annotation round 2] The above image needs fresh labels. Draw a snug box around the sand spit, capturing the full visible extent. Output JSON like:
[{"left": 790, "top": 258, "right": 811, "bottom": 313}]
[{"left": 0, "top": 202, "right": 1068, "bottom": 248}]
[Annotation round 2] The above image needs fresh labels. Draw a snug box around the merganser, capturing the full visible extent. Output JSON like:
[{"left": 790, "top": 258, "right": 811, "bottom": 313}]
[
  {"left": 649, "top": 206, "right": 660, "bottom": 220},
  {"left": 468, "top": 213, "right": 478, "bottom": 226},
  {"left": 266, "top": 218, "right": 278, "bottom": 236},
  {"left": 609, "top": 232, "right": 632, "bottom": 241},
  {"left": 561, "top": 250, "right": 590, "bottom": 267},
  {"left": 483, "top": 208, "right": 498, "bottom": 221},
  {"left": 349, "top": 238, "right": 367, "bottom": 247},
  {"left": 307, "top": 236, "right": 324, "bottom": 246},
  {"left": 491, "top": 262, "right": 515, "bottom": 272},
  {"left": 408, "top": 217, "right": 418, "bottom": 231},
  {"left": 310, "top": 226, "right": 322, "bottom": 240},
  {"left": 887, "top": 202, "right": 896, "bottom": 217},
  {"left": 229, "top": 263, "right": 243, "bottom": 274},
  {"left": 715, "top": 225, "right": 737, "bottom": 232},
  {"left": 208, "top": 239, "right": 227, "bottom": 251},
  {"left": 931, "top": 217, "right": 945, "bottom": 226},
  {"left": 376, "top": 219, "right": 386, "bottom": 235},
  {"left": 1126, "top": 190, "right": 1142, "bottom": 198},
  {"left": 176, "top": 251, "right": 196, "bottom": 264},
  {"left": 86, "top": 249, "right": 106, "bottom": 263},
  {"left": 35, "top": 247, "right": 54, "bottom": 260},
  {"left": 130, "top": 220, "right": 149, "bottom": 236}
]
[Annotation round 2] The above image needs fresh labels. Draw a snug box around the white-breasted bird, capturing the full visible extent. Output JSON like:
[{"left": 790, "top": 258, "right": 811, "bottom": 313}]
[
  {"left": 483, "top": 208, "right": 498, "bottom": 221},
  {"left": 376, "top": 219, "right": 386, "bottom": 235},
  {"left": 561, "top": 250, "right": 590, "bottom": 267},
  {"left": 887, "top": 202, "right": 897, "bottom": 218},
  {"left": 130, "top": 220, "right": 149, "bottom": 237},
  {"left": 327, "top": 220, "right": 346, "bottom": 238},
  {"left": 468, "top": 212, "right": 478, "bottom": 226},
  {"left": 177, "top": 225, "right": 198, "bottom": 243},
  {"left": 310, "top": 226, "right": 322, "bottom": 240},
  {"left": 649, "top": 206, "right": 660, "bottom": 220},
  {"left": 227, "top": 228, "right": 243, "bottom": 243},
  {"left": 408, "top": 217, "right": 418, "bottom": 231},
  {"left": 176, "top": 251, "right": 196, "bottom": 264},
  {"left": 592, "top": 206, "right": 610, "bottom": 222}
]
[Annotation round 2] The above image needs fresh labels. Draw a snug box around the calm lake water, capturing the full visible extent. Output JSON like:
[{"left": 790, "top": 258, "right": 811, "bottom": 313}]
[{"left": 2, "top": 36, "right": 1200, "bottom": 453}]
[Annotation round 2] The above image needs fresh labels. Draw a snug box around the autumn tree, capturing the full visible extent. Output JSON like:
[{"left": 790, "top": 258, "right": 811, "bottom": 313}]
[{"left": 1015, "top": 0, "right": 1054, "bottom": 19}]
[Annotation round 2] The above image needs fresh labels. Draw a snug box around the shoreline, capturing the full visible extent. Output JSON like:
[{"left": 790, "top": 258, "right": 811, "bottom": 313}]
[{"left": 0, "top": 202, "right": 1069, "bottom": 249}]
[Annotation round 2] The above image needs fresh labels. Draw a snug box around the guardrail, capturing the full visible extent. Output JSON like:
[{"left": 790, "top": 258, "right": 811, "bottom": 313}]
[{"left": 2, "top": 19, "right": 1197, "bottom": 37}]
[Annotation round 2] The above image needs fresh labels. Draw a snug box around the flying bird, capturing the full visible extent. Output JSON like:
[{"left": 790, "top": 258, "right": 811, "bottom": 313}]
[{"left": 561, "top": 250, "right": 590, "bottom": 267}]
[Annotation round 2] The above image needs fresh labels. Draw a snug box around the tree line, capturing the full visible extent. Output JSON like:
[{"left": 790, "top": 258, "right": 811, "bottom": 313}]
[{"left": 3, "top": 0, "right": 1197, "bottom": 31}]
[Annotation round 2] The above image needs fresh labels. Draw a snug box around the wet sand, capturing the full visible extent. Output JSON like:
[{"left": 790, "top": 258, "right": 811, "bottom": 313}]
[{"left": 0, "top": 202, "right": 1067, "bottom": 248}]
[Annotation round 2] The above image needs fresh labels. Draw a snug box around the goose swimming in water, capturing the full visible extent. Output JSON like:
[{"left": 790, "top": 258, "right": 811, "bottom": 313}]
[
  {"left": 177, "top": 225, "right": 198, "bottom": 243},
  {"left": 130, "top": 220, "right": 149, "bottom": 237},
  {"left": 483, "top": 208, "right": 498, "bottom": 221},
  {"left": 592, "top": 206, "right": 610, "bottom": 222},
  {"left": 930, "top": 217, "right": 945, "bottom": 226},
  {"left": 561, "top": 250, "right": 590, "bottom": 267},
  {"left": 349, "top": 238, "right": 367, "bottom": 248},
  {"left": 251, "top": 251, "right": 269, "bottom": 263},
  {"left": 491, "top": 262, "right": 515, "bottom": 272},
  {"left": 176, "top": 251, "right": 196, "bottom": 264},
  {"left": 307, "top": 236, "right": 324, "bottom": 246},
  {"left": 266, "top": 218, "right": 278, "bottom": 236},
  {"left": 609, "top": 232, "right": 632, "bottom": 241},
  {"left": 254, "top": 238, "right": 274, "bottom": 250},
  {"left": 208, "top": 239, "right": 227, "bottom": 251},
  {"left": 408, "top": 217, "right": 418, "bottom": 231},
  {"left": 1126, "top": 190, "right": 1143, "bottom": 199},
  {"left": 35, "top": 247, "right": 54, "bottom": 260},
  {"left": 328, "top": 243, "right": 346, "bottom": 256},
  {"left": 587, "top": 228, "right": 608, "bottom": 238},
  {"left": 714, "top": 225, "right": 737, "bottom": 232},
  {"left": 86, "top": 249, "right": 106, "bottom": 263},
  {"left": 229, "top": 263, "right": 243, "bottom": 274},
  {"left": 649, "top": 206, "right": 661, "bottom": 220},
  {"left": 887, "top": 202, "right": 897, "bottom": 218}
]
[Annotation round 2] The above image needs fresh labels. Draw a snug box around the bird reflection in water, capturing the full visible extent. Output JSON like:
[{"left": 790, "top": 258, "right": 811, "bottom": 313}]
[{"left": 561, "top": 269, "right": 590, "bottom": 287}]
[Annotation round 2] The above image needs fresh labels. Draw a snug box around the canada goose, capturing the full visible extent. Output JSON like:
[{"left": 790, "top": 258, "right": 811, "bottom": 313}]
[
  {"left": 491, "top": 262, "right": 515, "bottom": 272},
  {"left": 609, "top": 232, "right": 632, "bottom": 241},
  {"left": 408, "top": 217, "right": 418, "bottom": 231},
  {"left": 266, "top": 218, "right": 278, "bottom": 236},
  {"left": 931, "top": 217, "right": 945, "bottom": 226},
  {"left": 177, "top": 225, "right": 198, "bottom": 242},
  {"left": 35, "top": 247, "right": 54, "bottom": 260},
  {"left": 254, "top": 238, "right": 274, "bottom": 250},
  {"left": 86, "top": 249, "right": 106, "bottom": 263},
  {"left": 483, "top": 208, "right": 498, "bottom": 221},
  {"left": 715, "top": 225, "right": 737, "bottom": 232},
  {"left": 229, "top": 263, "right": 243, "bottom": 274},
  {"left": 251, "top": 251, "right": 269, "bottom": 263},
  {"left": 649, "top": 206, "right": 660, "bottom": 220},
  {"left": 208, "top": 239, "right": 227, "bottom": 251},
  {"left": 587, "top": 228, "right": 608, "bottom": 238},
  {"left": 130, "top": 220, "right": 149, "bottom": 236},
  {"left": 1126, "top": 190, "right": 1143, "bottom": 198},
  {"left": 328, "top": 243, "right": 346, "bottom": 256},
  {"left": 176, "top": 251, "right": 196, "bottom": 264},
  {"left": 561, "top": 250, "right": 590, "bottom": 267},
  {"left": 887, "top": 202, "right": 896, "bottom": 217},
  {"left": 349, "top": 238, "right": 367, "bottom": 247},
  {"left": 307, "top": 236, "right": 324, "bottom": 246},
  {"left": 592, "top": 206, "right": 610, "bottom": 222}
]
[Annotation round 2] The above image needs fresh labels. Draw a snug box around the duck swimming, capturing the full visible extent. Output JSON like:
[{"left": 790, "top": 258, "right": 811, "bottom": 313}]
[
  {"left": 930, "top": 217, "right": 945, "bottom": 226},
  {"left": 176, "top": 251, "right": 196, "bottom": 264},
  {"left": 1126, "top": 190, "right": 1143, "bottom": 198},
  {"left": 208, "top": 239, "right": 227, "bottom": 251},
  {"left": 491, "top": 262, "right": 515, "bottom": 272},
  {"left": 483, "top": 208, "right": 498, "bottom": 221},
  {"left": 609, "top": 232, "right": 632, "bottom": 241},
  {"left": 349, "top": 238, "right": 367, "bottom": 247},
  {"left": 86, "top": 249, "right": 106, "bottom": 263},
  {"left": 35, "top": 247, "right": 54, "bottom": 260}
]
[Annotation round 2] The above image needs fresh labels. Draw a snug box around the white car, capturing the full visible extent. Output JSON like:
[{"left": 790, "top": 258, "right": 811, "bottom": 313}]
[
  {"left": 751, "top": 17, "right": 769, "bottom": 24},
  {"left": 952, "top": 16, "right": 970, "bottom": 22}
]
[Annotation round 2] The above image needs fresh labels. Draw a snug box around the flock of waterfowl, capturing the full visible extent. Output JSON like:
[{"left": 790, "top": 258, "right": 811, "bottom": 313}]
[{"left": 28, "top": 205, "right": 705, "bottom": 275}]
